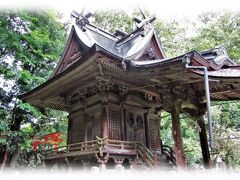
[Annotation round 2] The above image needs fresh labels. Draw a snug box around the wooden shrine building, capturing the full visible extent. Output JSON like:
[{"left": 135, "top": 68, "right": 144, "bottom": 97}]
[{"left": 19, "top": 13, "right": 240, "bottom": 170}]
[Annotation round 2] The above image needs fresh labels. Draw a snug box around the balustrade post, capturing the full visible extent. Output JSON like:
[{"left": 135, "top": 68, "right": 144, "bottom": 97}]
[
  {"left": 121, "top": 142, "right": 124, "bottom": 149},
  {"left": 84, "top": 142, "right": 87, "bottom": 151},
  {"left": 80, "top": 143, "right": 83, "bottom": 151}
]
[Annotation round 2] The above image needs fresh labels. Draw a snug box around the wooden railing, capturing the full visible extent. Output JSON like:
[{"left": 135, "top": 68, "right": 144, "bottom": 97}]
[
  {"left": 162, "top": 145, "right": 176, "bottom": 165},
  {"left": 43, "top": 139, "right": 99, "bottom": 158},
  {"left": 105, "top": 139, "right": 136, "bottom": 151},
  {"left": 42, "top": 138, "right": 175, "bottom": 168},
  {"left": 42, "top": 138, "right": 137, "bottom": 159},
  {"left": 136, "top": 143, "right": 155, "bottom": 168}
]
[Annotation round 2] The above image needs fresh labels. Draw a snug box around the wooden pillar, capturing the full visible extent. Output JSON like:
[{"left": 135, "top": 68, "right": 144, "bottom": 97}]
[
  {"left": 170, "top": 104, "right": 186, "bottom": 168},
  {"left": 101, "top": 102, "right": 109, "bottom": 138},
  {"left": 67, "top": 115, "right": 72, "bottom": 144},
  {"left": 197, "top": 117, "right": 211, "bottom": 168},
  {"left": 83, "top": 109, "right": 88, "bottom": 141},
  {"left": 120, "top": 103, "right": 125, "bottom": 141},
  {"left": 144, "top": 111, "right": 150, "bottom": 149},
  {"left": 156, "top": 112, "right": 162, "bottom": 152}
]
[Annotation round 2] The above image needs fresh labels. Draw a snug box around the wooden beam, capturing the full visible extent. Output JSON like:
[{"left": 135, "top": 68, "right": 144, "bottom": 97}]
[
  {"left": 197, "top": 117, "right": 211, "bottom": 168},
  {"left": 170, "top": 104, "right": 186, "bottom": 168}
]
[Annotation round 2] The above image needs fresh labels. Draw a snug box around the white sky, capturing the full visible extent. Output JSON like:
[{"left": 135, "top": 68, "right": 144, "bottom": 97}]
[{"left": 1, "top": 0, "right": 240, "bottom": 21}]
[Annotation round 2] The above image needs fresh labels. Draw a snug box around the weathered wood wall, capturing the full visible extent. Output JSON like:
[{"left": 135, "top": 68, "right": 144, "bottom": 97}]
[
  {"left": 67, "top": 94, "right": 162, "bottom": 153},
  {"left": 67, "top": 104, "right": 101, "bottom": 144}
]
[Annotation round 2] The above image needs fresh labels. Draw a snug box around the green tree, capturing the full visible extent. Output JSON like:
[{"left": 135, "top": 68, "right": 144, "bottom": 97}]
[
  {"left": 93, "top": 10, "right": 133, "bottom": 33},
  {"left": 188, "top": 11, "right": 240, "bottom": 62},
  {"left": 0, "top": 9, "right": 68, "bottom": 168},
  {"left": 154, "top": 19, "right": 188, "bottom": 57},
  {"left": 188, "top": 11, "right": 240, "bottom": 168}
]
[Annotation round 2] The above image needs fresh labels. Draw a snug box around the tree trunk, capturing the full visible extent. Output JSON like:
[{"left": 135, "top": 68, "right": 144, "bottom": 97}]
[
  {"left": 9, "top": 147, "right": 21, "bottom": 168},
  {"left": 7, "top": 107, "right": 23, "bottom": 168},
  {"left": 0, "top": 151, "right": 8, "bottom": 171}
]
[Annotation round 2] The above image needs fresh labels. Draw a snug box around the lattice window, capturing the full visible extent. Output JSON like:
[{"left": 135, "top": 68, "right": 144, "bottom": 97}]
[
  {"left": 108, "top": 108, "right": 121, "bottom": 140},
  {"left": 148, "top": 118, "right": 158, "bottom": 150}
]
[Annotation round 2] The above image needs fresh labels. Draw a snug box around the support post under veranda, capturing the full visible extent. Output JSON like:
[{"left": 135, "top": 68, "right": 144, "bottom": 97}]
[
  {"left": 170, "top": 104, "right": 186, "bottom": 168},
  {"left": 197, "top": 116, "right": 211, "bottom": 168}
]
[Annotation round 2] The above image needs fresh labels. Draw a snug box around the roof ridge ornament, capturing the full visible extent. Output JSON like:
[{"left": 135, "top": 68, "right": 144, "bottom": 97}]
[
  {"left": 132, "top": 14, "right": 156, "bottom": 37},
  {"left": 134, "top": 15, "right": 156, "bottom": 29},
  {"left": 213, "top": 45, "right": 235, "bottom": 65},
  {"left": 71, "top": 10, "right": 93, "bottom": 32},
  {"left": 215, "top": 45, "right": 229, "bottom": 57}
]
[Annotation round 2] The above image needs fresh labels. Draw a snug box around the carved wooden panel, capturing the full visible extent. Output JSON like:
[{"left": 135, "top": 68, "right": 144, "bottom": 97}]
[
  {"left": 126, "top": 112, "right": 134, "bottom": 141},
  {"left": 108, "top": 105, "right": 121, "bottom": 140},
  {"left": 137, "top": 35, "right": 165, "bottom": 61},
  {"left": 54, "top": 31, "right": 87, "bottom": 75},
  {"left": 124, "top": 105, "right": 146, "bottom": 145}
]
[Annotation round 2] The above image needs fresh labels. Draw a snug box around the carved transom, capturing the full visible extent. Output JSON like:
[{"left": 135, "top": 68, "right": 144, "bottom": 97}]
[{"left": 157, "top": 84, "right": 201, "bottom": 111}]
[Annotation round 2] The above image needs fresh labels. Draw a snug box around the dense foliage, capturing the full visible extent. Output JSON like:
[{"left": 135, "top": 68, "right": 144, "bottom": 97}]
[
  {"left": 0, "top": 10, "right": 68, "bottom": 167},
  {"left": 0, "top": 9, "right": 240, "bottom": 169},
  {"left": 188, "top": 12, "right": 240, "bottom": 62}
]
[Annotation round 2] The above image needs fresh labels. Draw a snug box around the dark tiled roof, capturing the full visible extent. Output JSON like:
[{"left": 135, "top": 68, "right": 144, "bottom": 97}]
[
  {"left": 200, "top": 46, "right": 235, "bottom": 68},
  {"left": 74, "top": 22, "right": 156, "bottom": 60}
]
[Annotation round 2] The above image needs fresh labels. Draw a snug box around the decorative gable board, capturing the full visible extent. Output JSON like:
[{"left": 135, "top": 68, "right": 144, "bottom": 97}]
[
  {"left": 137, "top": 34, "right": 165, "bottom": 61},
  {"left": 52, "top": 28, "right": 89, "bottom": 76}
]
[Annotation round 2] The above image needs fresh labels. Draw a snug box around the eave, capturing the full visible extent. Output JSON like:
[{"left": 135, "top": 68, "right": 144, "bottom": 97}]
[{"left": 18, "top": 45, "right": 100, "bottom": 111}]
